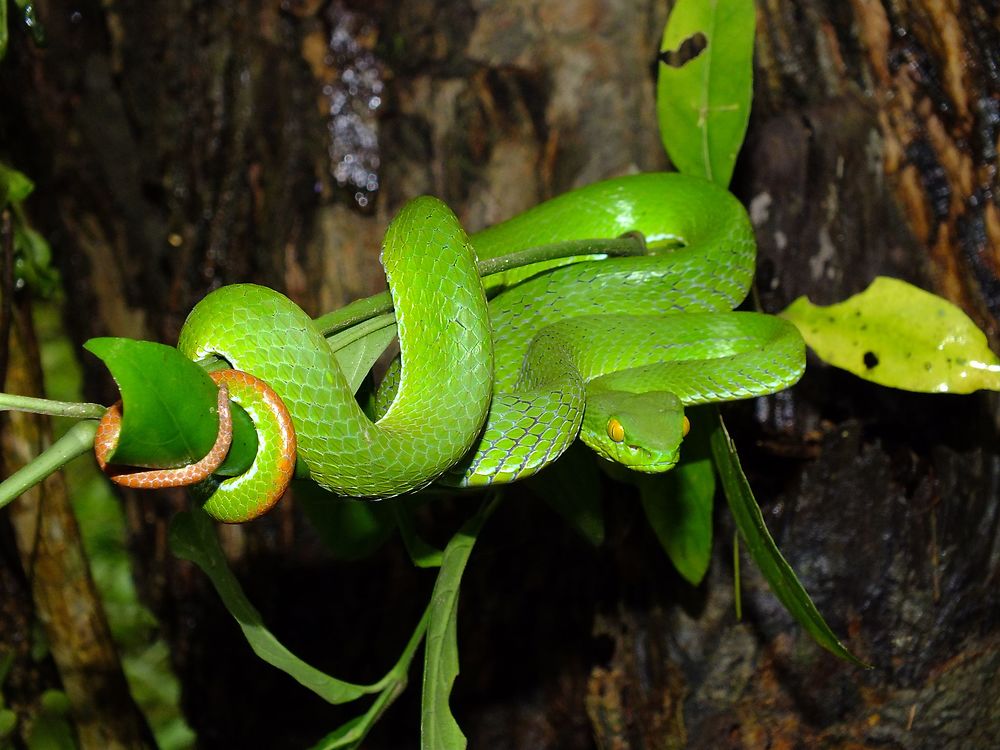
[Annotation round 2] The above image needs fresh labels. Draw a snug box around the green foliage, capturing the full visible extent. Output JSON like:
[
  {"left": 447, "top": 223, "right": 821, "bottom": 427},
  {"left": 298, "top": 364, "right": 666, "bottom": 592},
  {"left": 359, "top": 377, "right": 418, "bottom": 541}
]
[
  {"left": 708, "top": 411, "right": 868, "bottom": 666},
  {"left": 637, "top": 407, "right": 716, "bottom": 585},
  {"left": 0, "top": 161, "right": 33, "bottom": 204},
  {"left": 24, "top": 692, "right": 75, "bottom": 750},
  {"left": 0, "top": 651, "right": 17, "bottom": 746},
  {"left": 782, "top": 276, "right": 1000, "bottom": 393},
  {"left": 421, "top": 496, "right": 497, "bottom": 750},
  {"left": 295, "top": 480, "right": 398, "bottom": 561},
  {"left": 0, "top": 2, "right": 8, "bottom": 62},
  {"left": 393, "top": 499, "right": 445, "bottom": 568},
  {"left": 657, "top": 0, "right": 755, "bottom": 186},
  {"left": 0, "top": 1, "right": 44, "bottom": 60},
  {"left": 0, "top": 162, "right": 59, "bottom": 296},
  {"left": 328, "top": 315, "right": 397, "bottom": 395},
  {"left": 33, "top": 302, "right": 196, "bottom": 749},
  {"left": 525, "top": 443, "right": 605, "bottom": 546},
  {"left": 83, "top": 338, "right": 225, "bottom": 467},
  {"left": 169, "top": 508, "right": 380, "bottom": 704}
]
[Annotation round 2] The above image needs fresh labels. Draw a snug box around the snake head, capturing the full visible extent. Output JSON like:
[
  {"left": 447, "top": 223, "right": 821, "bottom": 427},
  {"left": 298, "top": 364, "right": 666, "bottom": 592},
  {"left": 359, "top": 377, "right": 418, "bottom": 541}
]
[{"left": 581, "top": 390, "right": 687, "bottom": 473}]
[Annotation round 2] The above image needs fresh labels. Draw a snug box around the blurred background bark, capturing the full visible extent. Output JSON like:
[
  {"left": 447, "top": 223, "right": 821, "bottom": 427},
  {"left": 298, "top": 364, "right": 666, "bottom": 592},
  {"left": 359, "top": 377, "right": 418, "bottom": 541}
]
[{"left": 0, "top": 0, "right": 997, "bottom": 748}]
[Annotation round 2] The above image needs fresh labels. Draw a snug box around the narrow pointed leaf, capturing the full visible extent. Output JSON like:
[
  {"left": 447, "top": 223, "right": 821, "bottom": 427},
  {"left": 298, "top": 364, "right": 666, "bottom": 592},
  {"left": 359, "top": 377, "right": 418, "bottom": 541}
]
[
  {"left": 782, "top": 276, "right": 1000, "bottom": 393},
  {"left": 657, "top": 0, "right": 755, "bottom": 186},
  {"left": 169, "top": 508, "right": 379, "bottom": 703},
  {"left": 421, "top": 497, "right": 498, "bottom": 750},
  {"left": 330, "top": 321, "right": 397, "bottom": 395},
  {"left": 709, "top": 411, "right": 868, "bottom": 666}
]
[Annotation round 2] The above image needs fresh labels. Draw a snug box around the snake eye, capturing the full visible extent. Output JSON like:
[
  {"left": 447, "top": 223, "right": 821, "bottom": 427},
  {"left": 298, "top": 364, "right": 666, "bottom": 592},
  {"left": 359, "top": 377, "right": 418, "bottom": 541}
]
[
  {"left": 682, "top": 416, "right": 690, "bottom": 437},
  {"left": 607, "top": 417, "right": 625, "bottom": 443}
]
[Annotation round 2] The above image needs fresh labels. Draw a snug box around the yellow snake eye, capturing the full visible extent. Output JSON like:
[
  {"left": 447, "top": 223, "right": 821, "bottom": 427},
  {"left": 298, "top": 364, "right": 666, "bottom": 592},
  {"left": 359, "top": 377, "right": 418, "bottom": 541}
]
[
  {"left": 607, "top": 417, "right": 625, "bottom": 443},
  {"left": 682, "top": 416, "right": 691, "bottom": 437}
]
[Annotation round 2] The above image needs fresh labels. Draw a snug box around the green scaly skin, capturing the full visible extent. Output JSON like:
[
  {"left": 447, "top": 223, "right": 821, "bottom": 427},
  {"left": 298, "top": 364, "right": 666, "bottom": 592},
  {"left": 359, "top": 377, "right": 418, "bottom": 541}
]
[
  {"left": 178, "top": 197, "right": 493, "bottom": 498},
  {"left": 180, "top": 172, "right": 805, "bottom": 513},
  {"left": 428, "top": 174, "right": 805, "bottom": 485}
]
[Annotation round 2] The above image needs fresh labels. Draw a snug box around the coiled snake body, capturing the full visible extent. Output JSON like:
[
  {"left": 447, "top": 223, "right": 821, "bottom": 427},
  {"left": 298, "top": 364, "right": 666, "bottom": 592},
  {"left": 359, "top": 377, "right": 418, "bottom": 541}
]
[{"left": 168, "top": 172, "right": 805, "bottom": 521}]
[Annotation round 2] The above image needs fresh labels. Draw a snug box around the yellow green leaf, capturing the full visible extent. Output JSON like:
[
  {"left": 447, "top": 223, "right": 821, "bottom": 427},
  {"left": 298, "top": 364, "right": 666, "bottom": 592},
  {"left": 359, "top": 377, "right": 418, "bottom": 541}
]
[{"left": 781, "top": 276, "right": 1000, "bottom": 393}]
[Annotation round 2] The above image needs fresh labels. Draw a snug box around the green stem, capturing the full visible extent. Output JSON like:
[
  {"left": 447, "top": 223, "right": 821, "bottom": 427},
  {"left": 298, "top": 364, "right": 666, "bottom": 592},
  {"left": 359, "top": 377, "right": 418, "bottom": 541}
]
[
  {"left": 195, "top": 235, "right": 647, "bottom": 372},
  {"left": 326, "top": 312, "right": 397, "bottom": 355},
  {"left": 0, "top": 420, "right": 98, "bottom": 510},
  {"left": 309, "top": 603, "right": 431, "bottom": 749},
  {"left": 0, "top": 392, "right": 105, "bottom": 419},
  {"left": 314, "top": 235, "right": 647, "bottom": 336}
]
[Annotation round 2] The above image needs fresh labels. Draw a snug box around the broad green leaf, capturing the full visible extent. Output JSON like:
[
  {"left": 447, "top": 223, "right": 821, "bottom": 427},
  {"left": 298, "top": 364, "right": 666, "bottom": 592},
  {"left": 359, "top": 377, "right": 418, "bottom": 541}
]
[
  {"left": 295, "top": 480, "right": 397, "bottom": 561},
  {"left": 782, "top": 276, "right": 1000, "bottom": 393},
  {"left": 526, "top": 443, "right": 605, "bottom": 547},
  {"left": 0, "top": 161, "right": 34, "bottom": 205},
  {"left": 709, "top": 411, "right": 868, "bottom": 666},
  {"left": 421, "top": 496, "right": 499, "bottom": 750},
  {"left": 637, "top": 407, "right": 716, "bottom": 585},
  {"left": 85, "top": 338, "right": 220, "bottom": 467},
  {"left": 657, "top": 0, "right": 755, "bottom": 186},
  {"left": 330, "top": 321, "right": 397, "bottom": 395},
  {"left": 169, "top": 508, "right": 379, "bottom": 703}
]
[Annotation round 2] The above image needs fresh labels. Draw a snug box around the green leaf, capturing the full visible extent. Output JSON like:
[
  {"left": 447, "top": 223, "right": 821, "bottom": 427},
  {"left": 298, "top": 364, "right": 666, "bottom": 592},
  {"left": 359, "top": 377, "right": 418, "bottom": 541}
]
[
  {"left": 213, "top": 402, "right": 258, "bottom": 477},
  {"left": 84, "top": 338, "right": 220, "bottom": 467},
  {"left": 394, "top": 500, "right": 444, "bottom": 568},
  {"left": 421, "top": 496, "right": 499, "bottom": 750},
  {"left": 295, "top": 480, "right": 397, "bottom": 561},
  {"left": 709, "top": 410, "right": 868, "bottom": 666},
  {"left": 781, "top": 276, "right": 1000, "bottom": 393},
  {"left": 637, "top": 407, "right": 715, "bottom": 585},
  {"left": 26, "top": 691, "right": 75, "bottom": 750},
  {"left": 0, "top": 162, "right": 34, "bottom": 205},
  {"left": 0, "top": 1, "right": 8, "bottom": 63},
  {"left": 657, "top": 0, "right": 755, "bottom": 186},
  {"left": 13, "top": 225, "right": 59, "bottom": 296},
  {"left": 309, "top": 605, "right": 433, "bottom": 750},
  {"left": 0, "top": 709, "right": 16, "bottom": 740},
  {"left": 329, "top": 318, "right": 397, "bottom": 395},
  {"left": 168, "top": 508, "right": 379, "bottom": 703},
  {"left": 525, "top": 443, "right": 604, "bottom": 546},
  {"left": 12, "top": 1, "right": 43, "bottom": 46}
]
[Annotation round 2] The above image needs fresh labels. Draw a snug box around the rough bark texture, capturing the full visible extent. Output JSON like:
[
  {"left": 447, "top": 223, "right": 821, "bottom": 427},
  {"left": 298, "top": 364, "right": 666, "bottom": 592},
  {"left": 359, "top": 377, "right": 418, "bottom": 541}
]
[
  {"left": 0, "top": 0, "right": 997, "bottom": 748},
  {"left": 0, "top": 276, "right": 154, "bottom": 746}
]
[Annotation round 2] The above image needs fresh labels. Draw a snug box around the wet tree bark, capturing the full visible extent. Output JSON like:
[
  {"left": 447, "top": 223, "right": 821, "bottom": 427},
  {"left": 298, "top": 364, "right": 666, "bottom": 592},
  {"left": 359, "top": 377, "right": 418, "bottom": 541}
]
[{"left": 0, "top": 0, "right": 997, "bottom": 748}]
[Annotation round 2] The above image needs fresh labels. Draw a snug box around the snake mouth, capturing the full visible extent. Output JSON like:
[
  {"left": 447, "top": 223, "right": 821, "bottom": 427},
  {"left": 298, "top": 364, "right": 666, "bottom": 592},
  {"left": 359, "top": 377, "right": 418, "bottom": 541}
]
[
  {"left": 619, "top": 447, "right": 680, "bottom": 474},
  {"left": 628, "top": 459, "right": 680, "bottom": 474}
]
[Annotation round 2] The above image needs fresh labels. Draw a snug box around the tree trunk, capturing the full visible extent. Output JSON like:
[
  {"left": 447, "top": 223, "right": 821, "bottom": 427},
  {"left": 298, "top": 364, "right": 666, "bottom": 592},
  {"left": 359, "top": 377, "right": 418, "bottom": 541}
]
[{"left": 1, "top": 0, "right": 997, "bottom": 748}]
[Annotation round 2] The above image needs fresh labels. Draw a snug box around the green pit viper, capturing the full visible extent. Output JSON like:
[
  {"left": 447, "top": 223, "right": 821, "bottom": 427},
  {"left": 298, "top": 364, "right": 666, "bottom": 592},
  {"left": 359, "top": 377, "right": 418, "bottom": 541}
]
[{"left": 172, "top": 172, "right": 805, "bottom": 522}]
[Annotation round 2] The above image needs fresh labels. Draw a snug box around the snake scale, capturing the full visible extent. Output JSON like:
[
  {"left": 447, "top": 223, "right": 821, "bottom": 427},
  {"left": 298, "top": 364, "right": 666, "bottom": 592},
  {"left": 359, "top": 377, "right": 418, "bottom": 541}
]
[{"left": 157, "top": 172, "right": 805, "bottom": 522}]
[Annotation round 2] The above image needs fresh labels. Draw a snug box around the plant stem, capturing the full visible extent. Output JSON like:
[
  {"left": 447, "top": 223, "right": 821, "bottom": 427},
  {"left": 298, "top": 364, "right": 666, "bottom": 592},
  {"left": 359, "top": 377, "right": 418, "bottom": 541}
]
[
  {"left": 0, "top": 420, "right": 98, "bottom": 510},
  {"left": 0, "top": 392, "right": 106, "bottom": 419},
  {"left": 194, "top": 235, "right": 647, "bottom": 372},
  {"left": 314, "top": 235, "right": 647, "bottom": 336}
]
